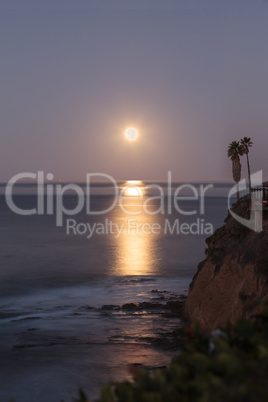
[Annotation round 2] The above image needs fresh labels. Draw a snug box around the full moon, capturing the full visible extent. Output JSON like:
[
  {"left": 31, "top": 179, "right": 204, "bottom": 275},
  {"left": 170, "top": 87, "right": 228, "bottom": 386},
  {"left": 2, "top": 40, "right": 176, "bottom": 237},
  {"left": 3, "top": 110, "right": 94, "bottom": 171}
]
[{"left": 125, "top": 127, "right": 138, "bottom": 141}]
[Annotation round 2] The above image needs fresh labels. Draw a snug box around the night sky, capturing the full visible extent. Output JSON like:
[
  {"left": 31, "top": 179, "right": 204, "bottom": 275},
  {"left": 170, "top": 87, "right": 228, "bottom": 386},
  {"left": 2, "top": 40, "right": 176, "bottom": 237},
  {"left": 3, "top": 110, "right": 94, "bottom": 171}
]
[{"left": 1, "top": 0, "right": 268, "bottom": 182}]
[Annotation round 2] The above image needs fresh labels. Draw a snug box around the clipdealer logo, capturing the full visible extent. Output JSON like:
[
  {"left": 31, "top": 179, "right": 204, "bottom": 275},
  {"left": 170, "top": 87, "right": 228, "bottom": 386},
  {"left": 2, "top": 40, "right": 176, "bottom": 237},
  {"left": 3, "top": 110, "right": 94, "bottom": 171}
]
[{"left": 5, "top": 171, "right": 217, "bottom": 237}]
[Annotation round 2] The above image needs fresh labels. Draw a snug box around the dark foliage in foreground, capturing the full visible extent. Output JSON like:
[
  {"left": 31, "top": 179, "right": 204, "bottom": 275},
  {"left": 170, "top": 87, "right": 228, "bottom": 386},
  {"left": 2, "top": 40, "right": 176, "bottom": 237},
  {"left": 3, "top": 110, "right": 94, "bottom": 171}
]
[{"left": 75, "top": 303, "right": 268, "bottom": 402}]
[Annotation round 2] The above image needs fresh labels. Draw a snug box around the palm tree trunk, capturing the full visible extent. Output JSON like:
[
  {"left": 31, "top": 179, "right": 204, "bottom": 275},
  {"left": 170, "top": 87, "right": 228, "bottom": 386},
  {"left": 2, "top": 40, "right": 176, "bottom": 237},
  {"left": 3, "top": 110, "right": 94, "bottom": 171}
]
[
  {"left": 232, "top": 157, "right": 241, "bottom": 201},
  {"left": 236, "top": 182, "right": 239, "bottom": 201},
  {"left": 246, "top": 153, "right": 252, "bottom": 192}
]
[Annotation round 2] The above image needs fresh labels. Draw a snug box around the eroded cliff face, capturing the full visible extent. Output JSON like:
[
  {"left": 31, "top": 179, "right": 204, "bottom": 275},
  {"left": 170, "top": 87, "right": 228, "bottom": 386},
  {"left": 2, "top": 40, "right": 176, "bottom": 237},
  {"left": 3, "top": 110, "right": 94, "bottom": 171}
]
[{"left": 185, "top": 197, "right": 268, "bottom": 332}]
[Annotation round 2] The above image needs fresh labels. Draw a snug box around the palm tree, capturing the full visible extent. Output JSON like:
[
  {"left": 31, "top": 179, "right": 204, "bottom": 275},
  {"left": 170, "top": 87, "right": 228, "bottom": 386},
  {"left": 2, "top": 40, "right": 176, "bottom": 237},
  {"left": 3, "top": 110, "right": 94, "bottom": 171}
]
[
  {"left": 227, "top": 141, "right": 243, "bottom": 201},
  {"left": 240, "top": 137, "right": 253, "bottom": 192}
]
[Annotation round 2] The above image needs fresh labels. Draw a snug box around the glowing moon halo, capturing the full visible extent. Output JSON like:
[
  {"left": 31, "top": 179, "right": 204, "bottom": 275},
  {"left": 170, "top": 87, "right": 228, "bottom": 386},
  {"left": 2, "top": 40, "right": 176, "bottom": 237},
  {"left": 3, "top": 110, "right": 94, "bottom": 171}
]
[{"left": 125, "top": 127, "right": 138, "bottom": 141}]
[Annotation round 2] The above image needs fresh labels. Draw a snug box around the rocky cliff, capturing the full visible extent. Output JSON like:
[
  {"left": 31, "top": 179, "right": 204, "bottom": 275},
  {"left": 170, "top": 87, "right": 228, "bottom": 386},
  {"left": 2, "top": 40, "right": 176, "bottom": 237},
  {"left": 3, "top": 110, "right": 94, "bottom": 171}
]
[{"left": 185, "top": 196, "right": 268, "bottom": 332}]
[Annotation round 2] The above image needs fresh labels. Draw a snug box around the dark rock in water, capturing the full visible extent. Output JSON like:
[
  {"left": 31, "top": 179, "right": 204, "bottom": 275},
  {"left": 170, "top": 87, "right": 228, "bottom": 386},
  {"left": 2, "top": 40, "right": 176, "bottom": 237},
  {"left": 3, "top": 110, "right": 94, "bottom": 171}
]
[
  {"left": 121, "top": 302, "right": 162, "bottom": 311},
  {"left": 100, "top": 305, "right": 120, "bottom": 310},
  {"left": 151, "top": 296, "right": 166, "bottom": 301},
  {"left": 79, "top": 305, "right": 95, "bottom": 311},
  {"left": 114, "top": 300, "right": 187, "bottom": 318},
  {"left": 151, "top": 290, "right": 169, "bottom": 294}
]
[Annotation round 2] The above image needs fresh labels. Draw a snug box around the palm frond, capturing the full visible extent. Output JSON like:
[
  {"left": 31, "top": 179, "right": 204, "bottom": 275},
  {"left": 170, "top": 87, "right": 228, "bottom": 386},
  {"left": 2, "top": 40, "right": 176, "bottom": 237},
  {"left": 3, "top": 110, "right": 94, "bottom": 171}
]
[
  {"left": 240, "top": 137, "right": 253, "bottom": 149},
  {"left": 227, "top": 141, "right": 243, "bottom": 158}
]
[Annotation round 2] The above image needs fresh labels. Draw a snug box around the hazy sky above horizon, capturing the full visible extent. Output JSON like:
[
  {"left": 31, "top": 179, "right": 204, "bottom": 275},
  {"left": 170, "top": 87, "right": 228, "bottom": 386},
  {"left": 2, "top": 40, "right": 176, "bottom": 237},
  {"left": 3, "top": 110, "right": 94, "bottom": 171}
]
[{"left": 1, "top": 0, "right": 268, "bottom": 182}]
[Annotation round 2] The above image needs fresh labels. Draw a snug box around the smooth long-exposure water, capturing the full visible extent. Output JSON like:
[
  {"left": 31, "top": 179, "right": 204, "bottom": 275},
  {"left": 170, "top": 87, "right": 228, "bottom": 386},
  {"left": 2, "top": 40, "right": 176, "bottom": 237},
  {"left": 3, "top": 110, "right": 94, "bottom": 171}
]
[{"left": 0, "top": 183, "right": 231, "bottom": 401}]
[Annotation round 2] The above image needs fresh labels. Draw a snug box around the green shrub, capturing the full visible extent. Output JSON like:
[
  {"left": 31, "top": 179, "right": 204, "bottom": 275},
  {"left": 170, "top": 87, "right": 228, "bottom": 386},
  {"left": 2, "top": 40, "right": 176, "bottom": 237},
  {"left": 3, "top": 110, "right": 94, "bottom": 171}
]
[{"left": 76, "top": 303, "right": 268, "bottom": 402}]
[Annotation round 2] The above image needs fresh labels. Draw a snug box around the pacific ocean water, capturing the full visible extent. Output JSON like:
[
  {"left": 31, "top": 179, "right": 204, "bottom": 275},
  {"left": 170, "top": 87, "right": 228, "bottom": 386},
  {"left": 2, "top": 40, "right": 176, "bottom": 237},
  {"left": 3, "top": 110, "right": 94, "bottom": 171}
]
[{"left": 0, "top": 183, "right": 233, "bottom": 401}]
